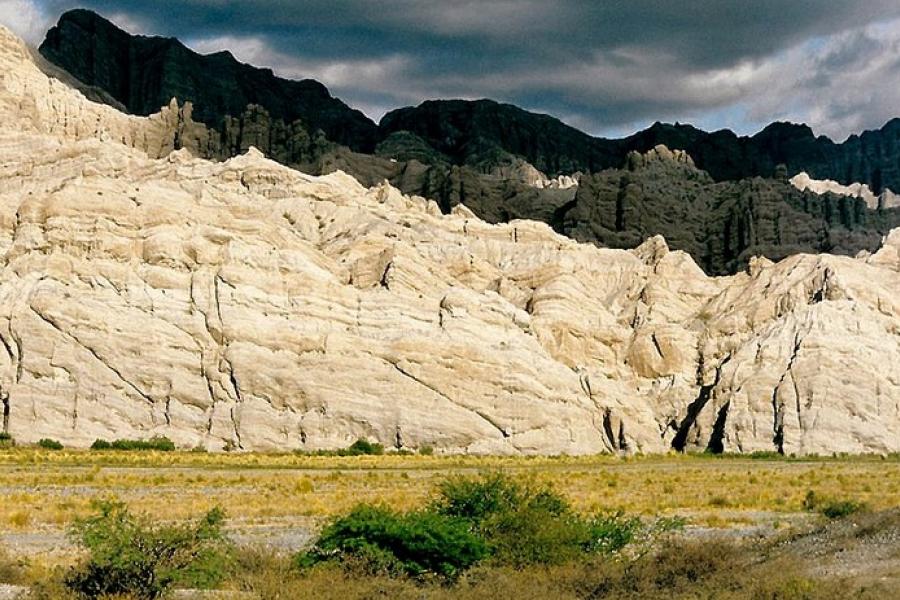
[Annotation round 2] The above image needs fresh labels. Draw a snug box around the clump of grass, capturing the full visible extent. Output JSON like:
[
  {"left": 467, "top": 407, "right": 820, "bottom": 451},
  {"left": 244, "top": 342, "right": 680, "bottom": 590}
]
[
  {"left": 90, "top": 436, "right": 176, "bottom": 452},
  {"left": 0, "top": 547, "right": 27, "bottom": 584},
  {"left": 37, "top": 438, "right": 64, "bottom": 451}
]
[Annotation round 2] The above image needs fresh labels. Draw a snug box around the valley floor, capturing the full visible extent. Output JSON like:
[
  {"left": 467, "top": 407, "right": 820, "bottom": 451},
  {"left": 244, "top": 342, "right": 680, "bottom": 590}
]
[{"left": 0, "top": 450, "right": 898, "bottom": 597}]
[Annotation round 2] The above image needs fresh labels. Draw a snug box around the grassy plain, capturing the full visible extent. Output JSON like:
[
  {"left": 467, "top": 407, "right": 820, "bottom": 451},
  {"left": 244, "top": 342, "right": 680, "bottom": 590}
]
[
  {"left": 0, "top": 449, "right": 897, "bottom": 533},
  {"left": 1, "top": 449, "right": 898, "bottom": 598}
]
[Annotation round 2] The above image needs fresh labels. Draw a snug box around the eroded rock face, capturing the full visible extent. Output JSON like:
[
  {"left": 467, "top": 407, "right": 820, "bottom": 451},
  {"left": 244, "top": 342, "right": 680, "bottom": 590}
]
[
  {"left": 1, "top": 26, "right": 899, "bottom": 455},
  {"left": 791, "top": 172, "right": 900, "bottom": 211}
]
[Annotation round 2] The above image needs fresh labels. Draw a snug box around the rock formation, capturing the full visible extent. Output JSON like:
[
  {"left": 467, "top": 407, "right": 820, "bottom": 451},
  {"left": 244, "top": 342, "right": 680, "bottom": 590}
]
[
  {"left": 791, "top": 172, "right": 900, "bottom": 211},
  {"left": 1, "top": 24, "right": 899, "bottom": 455},
  {"left": 34, "top": 10, "right": 900, "bottom": 277},
  {"left": 560, "top": 148, "right": 900, "bottom": 275}
]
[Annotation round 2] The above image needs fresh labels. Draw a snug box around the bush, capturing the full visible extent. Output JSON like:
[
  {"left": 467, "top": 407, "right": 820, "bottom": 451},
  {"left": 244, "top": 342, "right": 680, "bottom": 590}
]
[
  {"left": 65, "top": 500, "right": 232, "bottom": 599},
  {"left": 0, "top": 431, "right": 14, "bottom": 447},
  {"left": 344, "top": 438, "right": 384, "bottom": 456},
  {"left": 90, "top": 436, "right": 176, "bottom": 452},
  {"left": 297, "top": 438, "right": 386, "bottom": 457},
  {"left": 301, "top": 472, "right": 649, "bottom": 579},
  {"left": 803, "top": 490, "right": 866, "bottom": 519},
  {"left": 37, "top": 438, "right": 64, "bottom": 450},
  {"left": 432, "top": 472, "right": 642, "bottom": 566},
  {"left": 299, "top": 504, "right": 487, "bottom": 578}
]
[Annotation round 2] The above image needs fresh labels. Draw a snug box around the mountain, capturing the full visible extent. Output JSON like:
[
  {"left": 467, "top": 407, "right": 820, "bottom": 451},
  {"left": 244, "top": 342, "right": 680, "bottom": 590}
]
[
  {"left": 34, "top": 9, "right": 900, "bottom": 276},
  {"left": 3, "top": 23, "right": 900, "bottom": 454},
  {"left": 384, "top": 100, "right": 900, "bottom": 194},
  {"left": 39, "top": 8, "right": 379, "bottom": 156},
  {"left": 379, "top": 99, "right": 620, "bottom": 176}
]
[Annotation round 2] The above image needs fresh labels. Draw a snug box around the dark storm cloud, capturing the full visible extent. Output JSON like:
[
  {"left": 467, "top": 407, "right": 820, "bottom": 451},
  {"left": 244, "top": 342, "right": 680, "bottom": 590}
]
[{"left": 9, "top": 1, "right": 900, "bottom": 138}]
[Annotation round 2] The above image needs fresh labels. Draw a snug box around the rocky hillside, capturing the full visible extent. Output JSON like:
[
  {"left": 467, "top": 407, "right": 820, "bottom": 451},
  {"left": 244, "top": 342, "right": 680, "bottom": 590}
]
[
  {"left": 35, "top": 10, "right": 900, "bottom": 277},
  {"left": 2, "top": 24, "right": 900, "bottom": 455},
  {"left": 40, "top": 9, "right": 900, "bottom": 195}
]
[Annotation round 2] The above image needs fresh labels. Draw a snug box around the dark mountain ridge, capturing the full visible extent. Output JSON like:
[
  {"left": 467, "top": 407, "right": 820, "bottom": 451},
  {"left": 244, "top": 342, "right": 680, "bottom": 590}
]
[
  {"left": 39, "top": 8, "right": 379, "bottom": 152},
  {"left": 40, "top": 9, "right": 900, "bottom": 194},
  {"left": 35, "top": 9, "right": 900, "bottom": 274}
]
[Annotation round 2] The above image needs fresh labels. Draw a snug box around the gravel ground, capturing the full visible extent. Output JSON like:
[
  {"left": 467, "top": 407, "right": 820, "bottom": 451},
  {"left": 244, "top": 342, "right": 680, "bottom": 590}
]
[
  {"left": 772, "top": 508, "right": 900, "bottom": 584},
  {"left": 1, "top": 519, "right": 318, "bottom": 560}
]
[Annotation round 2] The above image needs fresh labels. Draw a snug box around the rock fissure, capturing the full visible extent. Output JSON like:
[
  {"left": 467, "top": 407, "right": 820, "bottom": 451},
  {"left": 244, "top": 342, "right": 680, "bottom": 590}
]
[
  {"left": 30, "top": 307, "right": 155, "bottom": 407},
  {"left": 771, "top": 330, "right": 807, "bottom": 455},
  {"left": 672, "top": 354, "right": 731, "bottom": 452}
]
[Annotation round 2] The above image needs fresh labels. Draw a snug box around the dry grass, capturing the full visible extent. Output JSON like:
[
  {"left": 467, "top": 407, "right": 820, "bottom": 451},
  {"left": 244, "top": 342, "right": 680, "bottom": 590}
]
[
  {"left": 0, "top": 450, "right": 897, "bottom": 534},
  {"left": 215, "top": 538, "right": 893, "bottom": 600}
]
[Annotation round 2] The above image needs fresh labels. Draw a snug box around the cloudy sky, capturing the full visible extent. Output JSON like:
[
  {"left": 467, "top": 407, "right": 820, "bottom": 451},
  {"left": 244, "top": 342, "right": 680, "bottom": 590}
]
[{"left": 2, "top": 0, "right": 900, "bottom": 140}]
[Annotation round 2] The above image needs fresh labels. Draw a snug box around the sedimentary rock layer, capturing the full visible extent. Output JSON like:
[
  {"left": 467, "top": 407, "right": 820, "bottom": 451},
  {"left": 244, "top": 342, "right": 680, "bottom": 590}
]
[{"left": 1, "top": 25, "right": 899, "bottom": 455}]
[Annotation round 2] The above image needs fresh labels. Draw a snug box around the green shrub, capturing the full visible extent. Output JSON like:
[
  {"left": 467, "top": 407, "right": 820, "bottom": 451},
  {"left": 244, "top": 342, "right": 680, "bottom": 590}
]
[
  {"left": 37, "top": 438, "right": 64, "bottom": 450},
  {"left": 820, "top": 500, "right": 865, "bottom": 519},
  {"left": 803, "top": 490, "right": 866, "bottom": 519},
  {"left": 344, "top": 438, "right": 384, "bottom": 456},
  {"left": 302, "top": 472, "right": 647, "bottom": 580},
  {"left": 297, "top": 438, "right": 386, "bottom": 457},
  {"left": 65, "top": 500, "right": 232, "bottom": 599},
  {"left": 0, "top": 431, "right": 14, "bottom": 447},
  {"left": 90, "top": 436, "right": 175, "bottom": 452},
  {"left": 417, "top": 445, "right": 434, "bottom": 456},
  {"left": 299, "top": 504, "right": 487, "bottom": 578},
  {"left": 433, "top": 473, "right": 641, "bottom": 567}
]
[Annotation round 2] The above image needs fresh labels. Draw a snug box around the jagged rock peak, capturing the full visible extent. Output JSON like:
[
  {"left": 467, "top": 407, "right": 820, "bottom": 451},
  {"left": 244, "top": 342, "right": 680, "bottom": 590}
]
[{"left": 626, "top": 144, "right": 695, "bottom": 170}]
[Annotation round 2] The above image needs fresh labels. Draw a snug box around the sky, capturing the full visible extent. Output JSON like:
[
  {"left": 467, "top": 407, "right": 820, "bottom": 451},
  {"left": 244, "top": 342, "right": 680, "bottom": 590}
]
[{"left": 2, "top": 0, "right": 900, "bottom": 141}]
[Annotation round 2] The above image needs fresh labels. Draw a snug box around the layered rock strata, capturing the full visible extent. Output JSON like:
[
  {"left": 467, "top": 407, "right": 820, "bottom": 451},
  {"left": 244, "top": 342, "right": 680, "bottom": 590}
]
[{"left": 1, "top": 26, "right": 899, "bottom": 455}]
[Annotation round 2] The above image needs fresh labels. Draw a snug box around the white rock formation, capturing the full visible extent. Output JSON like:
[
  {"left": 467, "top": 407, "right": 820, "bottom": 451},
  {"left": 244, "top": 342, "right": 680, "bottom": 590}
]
[
  {"left": 790, "top": 172, "right": 900, "bottom": 210},
  {"left": 0, "top": 26, "right": 898, "bottom": 454},
  {"left": 489, "top": 158, "right": 579, "bottom": 190}
]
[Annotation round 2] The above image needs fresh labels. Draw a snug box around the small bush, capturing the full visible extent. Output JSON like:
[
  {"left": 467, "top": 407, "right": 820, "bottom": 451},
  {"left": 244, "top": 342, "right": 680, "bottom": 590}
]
[
  {"left": 37, "top": 438, "right": 64, "bottom": 450},
  {"left": 298, "top": 438, "right": 386, "bottom": 457},
  {"left": 65, "top": 500, "right": 232, "bottom": 599},
  {"left": 344, "top": 438, "right": 384, "bottom": 456},
  {"left": 0, "top": 431, "right": 14, "bottom": 447},
  {"left": 90, "top": 436, "right": 175, "bottom": 452},
  {"left": 299, "top": 504, "right": 487, "bottom": 578},
  {"left": 803, "top": 490, "right": 866, "bottom": 519},
  {"left": 417, "top": 445, "right": 434, "bottom": 456},
  {"left": 820, "top": 500, "right": 865, "bottom": 519}
]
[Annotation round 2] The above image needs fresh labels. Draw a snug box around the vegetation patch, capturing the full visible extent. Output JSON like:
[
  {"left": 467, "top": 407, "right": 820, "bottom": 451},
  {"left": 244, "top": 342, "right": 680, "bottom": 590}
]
[
  {"left": 297, "top": 438, "right": 386, "bottom": 457},
  {"left": 803, "top": 490, "right": 867, "bottom": 519},
  {"left": 299, "top": 472, "right": 668, "bottom": 578},
  {"left": 90, "top": 436, "right": 176, "bottom": 452},
  {"left": 63, "top": 500, "right": 232, "bottom": 599},
  {"left": 37, "top": 438, "right": 64, "bottom": 450}
]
